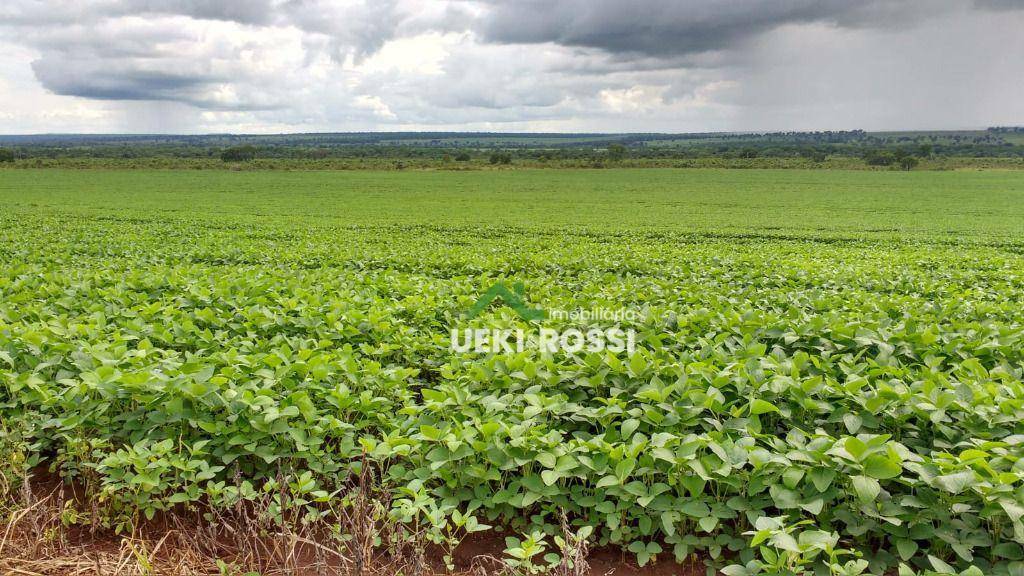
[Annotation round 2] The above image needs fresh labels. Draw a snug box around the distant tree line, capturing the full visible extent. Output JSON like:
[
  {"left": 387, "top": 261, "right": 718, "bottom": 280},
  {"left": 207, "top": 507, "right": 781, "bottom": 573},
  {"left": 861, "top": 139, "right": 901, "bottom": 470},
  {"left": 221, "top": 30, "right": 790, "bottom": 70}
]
[{"left": 2, "top": 129, "right": 1022, "bottom": 170}]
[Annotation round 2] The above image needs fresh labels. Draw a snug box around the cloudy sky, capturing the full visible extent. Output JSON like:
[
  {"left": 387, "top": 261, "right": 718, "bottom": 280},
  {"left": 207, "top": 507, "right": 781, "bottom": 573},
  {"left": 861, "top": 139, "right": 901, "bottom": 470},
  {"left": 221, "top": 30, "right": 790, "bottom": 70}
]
[{"left": 1, "top": 0, "right": 1022, "bottom": 134}]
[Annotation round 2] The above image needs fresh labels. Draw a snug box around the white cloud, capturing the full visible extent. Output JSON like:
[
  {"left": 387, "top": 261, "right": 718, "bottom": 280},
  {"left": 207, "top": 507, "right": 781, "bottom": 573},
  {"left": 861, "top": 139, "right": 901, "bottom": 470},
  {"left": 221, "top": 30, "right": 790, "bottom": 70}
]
[
  {"left": 600, "top": 85, "right": 668, "bottom": 114},
  {"left": 352, "top": 95, "right": 397, "bottom": 119},
  {"left": 355, "top": 32, "right": 457, "bottom": 76}
]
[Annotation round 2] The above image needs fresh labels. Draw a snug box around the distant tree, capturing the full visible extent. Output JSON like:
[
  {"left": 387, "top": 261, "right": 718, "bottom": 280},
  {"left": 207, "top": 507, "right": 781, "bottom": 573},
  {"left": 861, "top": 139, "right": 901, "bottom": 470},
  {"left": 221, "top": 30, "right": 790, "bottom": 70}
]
[
  {"left": 864, "top": 150, "right": 895, "bottom": 167},
  {"left": 454, "top": 152, "right": 471, "bottom": 162},
  {"left": 220, "top": 145, "right": 258, "bottom": 162},
  {"left": 889, "top": 149, "right": 920, "bottom": 171},
  {"left": 898, "top": 156, "right": 920, "bottom": 171},
  {"left": 607, "top": 143, "right": 627, "bottom": 161},
  {"left": 0, "top": 148, "right": 15, "bottom": 163},
  {"left": 738, "top": 147, "right": 759, "bottom": 159},
  {"left": 489, "top": 151, "right": 512, "bottom": 165}
]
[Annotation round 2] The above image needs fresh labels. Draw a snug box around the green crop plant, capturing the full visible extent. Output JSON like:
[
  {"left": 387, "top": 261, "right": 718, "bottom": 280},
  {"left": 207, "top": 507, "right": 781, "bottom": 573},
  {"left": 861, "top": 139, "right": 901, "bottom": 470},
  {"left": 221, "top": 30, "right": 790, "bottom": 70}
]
[{"left": 1, "top": 168, "right": 1024, "bottom": 574}]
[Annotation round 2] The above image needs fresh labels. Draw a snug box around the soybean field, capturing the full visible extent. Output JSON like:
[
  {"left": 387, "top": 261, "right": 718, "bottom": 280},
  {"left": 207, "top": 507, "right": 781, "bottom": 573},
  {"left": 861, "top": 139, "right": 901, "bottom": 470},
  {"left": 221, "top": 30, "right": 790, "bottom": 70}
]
[{"left": 2, "top": 168, "right": 1024, "bottom": 576}]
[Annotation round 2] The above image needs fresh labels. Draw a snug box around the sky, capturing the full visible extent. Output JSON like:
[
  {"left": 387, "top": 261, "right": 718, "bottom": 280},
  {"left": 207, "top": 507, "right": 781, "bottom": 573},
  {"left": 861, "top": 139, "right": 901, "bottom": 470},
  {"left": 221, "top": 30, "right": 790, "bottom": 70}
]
[{"left": 0, "top": 0, "right": 1022, "bottom": 134}]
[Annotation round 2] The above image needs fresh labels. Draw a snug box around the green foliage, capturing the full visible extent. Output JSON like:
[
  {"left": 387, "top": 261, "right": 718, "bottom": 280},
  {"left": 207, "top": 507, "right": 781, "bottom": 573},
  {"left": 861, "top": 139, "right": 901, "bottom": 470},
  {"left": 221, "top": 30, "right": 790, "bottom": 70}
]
[
  {"left": 899, "top": 155, "right": 921, "bottom": 171},
  {"left": 6, "top": 128, "right": 1024, "bottom": 164},
  {"left": 2, "top": 168, "right": 1024, "bottom": 573},
  {"left": 864, "top": 150, "right": 896, "bottom": 166},
  {"left": 220, "top": 145, "right": 258, "bottom": 162},
  {"left": 0, "top": 148, "right": 15, "bottom": 163},
  {"left": 489, "top": 151, "right": 513, "bottom": 165},
  {"left": 606, "top": 144, "right": 627, "bottom": 161},
  {"left": 0, "top": 422, "right": 29, "bottom": 501}
]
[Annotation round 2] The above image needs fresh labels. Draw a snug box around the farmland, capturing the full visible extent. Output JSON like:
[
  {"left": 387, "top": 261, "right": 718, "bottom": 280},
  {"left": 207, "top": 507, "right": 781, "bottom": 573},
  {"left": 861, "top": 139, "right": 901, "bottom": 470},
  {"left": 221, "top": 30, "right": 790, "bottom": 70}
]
[{"left": 2, "top": 168, "right": 1024, "bottom": 575}]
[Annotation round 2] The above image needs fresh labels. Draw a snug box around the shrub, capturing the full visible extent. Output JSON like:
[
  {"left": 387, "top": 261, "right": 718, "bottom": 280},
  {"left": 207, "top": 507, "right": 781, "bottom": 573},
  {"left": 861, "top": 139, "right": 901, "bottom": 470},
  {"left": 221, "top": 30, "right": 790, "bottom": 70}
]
[
  {"left": 220, "top": 145, "right": 258, "bottom": 162},
  {"left": 898, "top": 156, "right": 920, "bottom": 171},
  {"left": 489, "top": 151, "right": 512, "bottom": 165},
  {"left": 864, "top": 151, "right": 895, "bottom": 166}
]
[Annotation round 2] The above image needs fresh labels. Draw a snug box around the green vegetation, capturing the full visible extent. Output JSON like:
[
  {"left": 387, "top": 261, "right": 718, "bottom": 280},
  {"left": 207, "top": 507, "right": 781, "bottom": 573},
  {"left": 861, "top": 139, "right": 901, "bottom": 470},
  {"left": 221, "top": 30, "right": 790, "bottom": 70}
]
[
  {"left": 1, "top": 129, "right": 1023, "bottom": 171},
  {"left": 489, "top": 151, "right": 513, "bottom": 165},
  {"left": 2, "top": 168, "right": 1024, "bottom": 575},
  {"left": 220, "top": 144, "right": 259, "bottom": 162}
]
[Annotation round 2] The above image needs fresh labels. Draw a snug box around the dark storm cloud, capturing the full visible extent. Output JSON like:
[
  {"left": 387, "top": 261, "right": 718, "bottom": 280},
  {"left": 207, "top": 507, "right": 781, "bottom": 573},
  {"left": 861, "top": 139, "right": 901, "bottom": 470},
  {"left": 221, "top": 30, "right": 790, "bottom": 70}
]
[
  {"left": 473, "top": 0, "right": 1011, "bottom": 57},
  {"left": 31, "top": 60, "right": 219, "bottom": 102},
  {"left": 8, "top": 12, "right": 263, "bottom": 110}
]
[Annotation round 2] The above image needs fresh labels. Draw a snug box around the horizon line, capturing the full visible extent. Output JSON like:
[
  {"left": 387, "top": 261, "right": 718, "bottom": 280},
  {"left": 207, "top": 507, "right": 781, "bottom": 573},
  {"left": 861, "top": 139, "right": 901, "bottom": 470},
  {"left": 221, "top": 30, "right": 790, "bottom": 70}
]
[{"left": 0, "top": 127, "right": 1014, "bottom": 139}]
